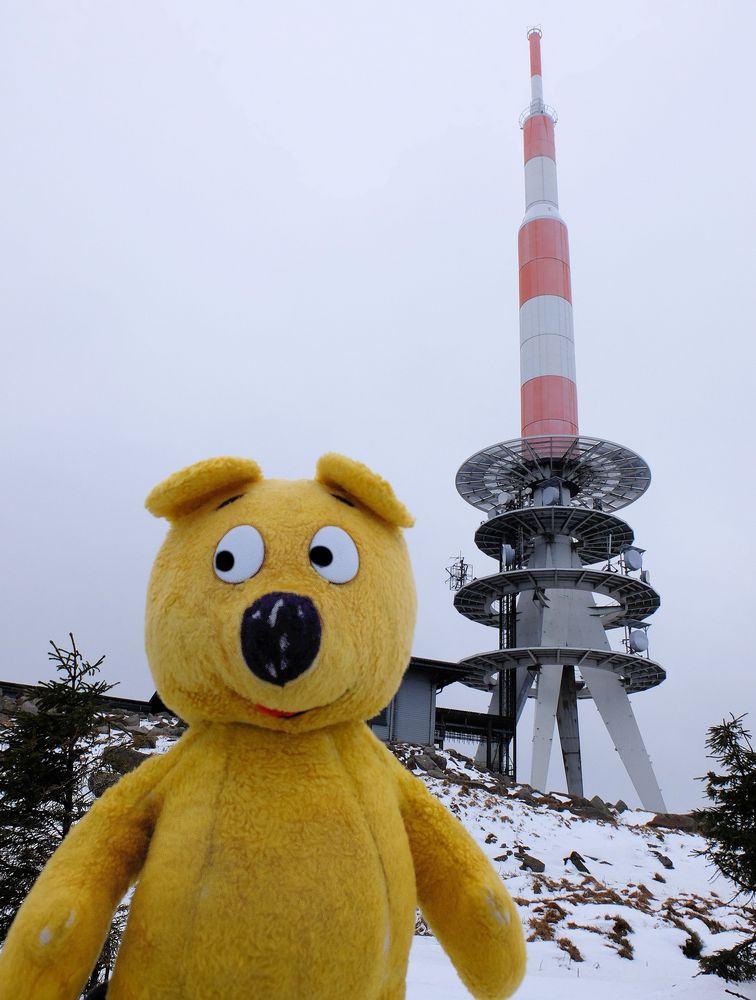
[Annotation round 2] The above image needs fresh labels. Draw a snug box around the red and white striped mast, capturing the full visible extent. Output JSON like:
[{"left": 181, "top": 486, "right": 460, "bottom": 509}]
[{"left": 518, "top": 27, "right": 578, "bottom": 440}]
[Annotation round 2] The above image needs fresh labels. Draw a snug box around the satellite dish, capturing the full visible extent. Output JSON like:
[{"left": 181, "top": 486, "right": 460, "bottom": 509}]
[
  {"left": 501, "top": 543, "right": 516, "bottom": 567},
  {"left": 624, "top": 548, "right": 643, "bottom": 571},
  {"left": 629, "top": 630, "right": 649, "bottom": 653},
  {"left": 496, "top": 491, "right": 513, "bottom": 507},
  {"left": 542, "top": 485, "right": 560, "bottom": 506}
]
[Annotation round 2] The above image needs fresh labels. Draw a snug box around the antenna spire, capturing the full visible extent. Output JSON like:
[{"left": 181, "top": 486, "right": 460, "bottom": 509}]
[
  {"left": 527, "top": 27, "right": 544, "bottom": 111},
  {"left": 518, "top": 28, "right": 575, "bottom": 438}
]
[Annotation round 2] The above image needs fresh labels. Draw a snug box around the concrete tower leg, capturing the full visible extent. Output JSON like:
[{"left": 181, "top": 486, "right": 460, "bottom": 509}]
[
  {"left": 556, "top": 666, "right": 584, "bottom": 797},
  {"left": 530, "top": 665, "right": 562, "bottom": 792},
  {"left": 581, "top": 665, "right": 666, "bottom": 812}
]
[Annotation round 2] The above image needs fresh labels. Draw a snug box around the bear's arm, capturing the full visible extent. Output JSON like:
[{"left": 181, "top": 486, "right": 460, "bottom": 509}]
[
  {"left": 0, "top": 740, "right": 185, "bottom": 1000},
  {"left": 364, "top": 728, "right": 526, "bottom": 1000}
]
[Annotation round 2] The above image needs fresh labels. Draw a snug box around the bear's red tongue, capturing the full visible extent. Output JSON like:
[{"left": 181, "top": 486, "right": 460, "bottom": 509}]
[{"left": 254, "top": 704, "right": 299, "bottom": 718}]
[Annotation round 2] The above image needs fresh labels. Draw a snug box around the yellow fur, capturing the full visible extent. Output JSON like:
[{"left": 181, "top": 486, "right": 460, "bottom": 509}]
[{"left": 0, "top": 456, "right": 525, "bottom": 999}]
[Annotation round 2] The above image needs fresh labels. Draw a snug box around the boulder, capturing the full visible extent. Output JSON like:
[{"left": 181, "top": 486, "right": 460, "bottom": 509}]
[
  {"left": 564, "top": 850, "right": 590, "bottom": 873},
  {"left": 590, "top": 795, "right": 612, "bottom": 816},
  {"left": 517, "top": 852, "right": 545, "bottom": 873},
  {"left": 650, "top": 850, "right": 674, "bottom": 869},
  {"left": 130, "top": 729, "right": 158, "bottom": 750},
  {"left": 426, "top": 751, "right": 448, "bottom": 770},
  {"left": 569, "top": 795, "right": 616, "bottom": 823},
  {"left": 647, "top": 813, "right": 698, "bottom": 833},
  {"left": 411, "top": 754, "right": 437, "bottom": 771},
  {"left": 89, "top": 769, "right": 121, "bottom": 798},
  {"left": 101, "top": 745, "right": 150, "bottom": 775},
  {"left": 512, "top": 786, "right": 536, "bottom": 804}
]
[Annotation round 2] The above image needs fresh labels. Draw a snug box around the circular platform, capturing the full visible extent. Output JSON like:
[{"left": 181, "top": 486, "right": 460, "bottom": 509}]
[
  {"left": 453, "top": 567, "right": 660, "bottom": 629},
  {"left": 474, "top": 506, "right": 634, "bottom": 565},
  {"left": 456, "top": 436, "right": 651, "bottom": 514},
  {"left": 457, "top": 646, "right": 665, "bottom": 695}
]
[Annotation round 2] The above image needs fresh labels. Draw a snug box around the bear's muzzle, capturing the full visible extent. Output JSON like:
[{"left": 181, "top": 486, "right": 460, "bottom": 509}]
[{"left": 240, "top": 592, "right": 321, "bottom": 687}]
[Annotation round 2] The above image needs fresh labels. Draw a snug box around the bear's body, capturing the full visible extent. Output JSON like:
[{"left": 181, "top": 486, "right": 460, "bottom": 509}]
[
  {"left": 110, "top": 723, "right": 416, "bottom": 999},
  {"left": 0, "top": 455, "right": 525, "bottom": 1000}
]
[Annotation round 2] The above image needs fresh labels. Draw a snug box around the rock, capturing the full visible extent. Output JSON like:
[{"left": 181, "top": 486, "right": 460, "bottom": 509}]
[
  {"left": 412, "top": 753, "right": 440, "bottom": 772},
  {"left": 150, "top": 726, "right": 183, "bottom": 739},
  {"left": 130, "top": 729, "right": 158, "bottom": 750},
  {"left": 614, "top": 799, "right": 629, "bottom": 814},
  {"left": 647, "top": 813, "right": 698, "bottom": 833},
  {"left": 88, "top": 769, "right": 121, "bottom": 798},
  {"left": 566, "top": 793, "right": 590, "bottom": 807},
  {"left": 101, "top": 745, "right": 149, "bottom": 775},
  {"left": 590, "top": 794, "right": 612, "bottom": 816},
  {"left": 517, "top": 852, "right": 545, "bottom": 873},
  {"left": 425, "top": 750, "right": 448, "bottom": 770},
  {"left": 564, "top": 850, "right": 590, "bottom": 873},
  {"left": 493, "top": 852, "right": 512, "bottom": 862},
  {"left": 569, "top": 795, "right": 616, "bottom": 823},
  {"left": 512, "top": 786, "right": 536, "bottom": 803},
  {"left": 485, "top": 833, "right": 498, "bottom": 844},
  {"left": 650, "top": 850, "right": 674, "bottom": 869}
]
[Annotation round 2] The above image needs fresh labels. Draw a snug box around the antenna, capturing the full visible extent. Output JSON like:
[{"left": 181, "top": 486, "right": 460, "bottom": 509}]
[
  {"left": 450, "top": 29, "right": 667, "bottom": 813},
  {"left": 446, "top": 554, "right": 473, "bottom": 591}
]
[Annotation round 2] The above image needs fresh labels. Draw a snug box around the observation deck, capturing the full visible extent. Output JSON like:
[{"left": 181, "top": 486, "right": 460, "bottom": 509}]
[
  {"left": 454, "top": 566, "right": 660, "bottom": 631},
  {"left": 458, "top": 646, "right": 665, "bottom": 695},
  {"left": 456, "top": 436, "right": 651, "bottom": 514},
  {"left": 474, "top": 505, "right": 634, "bottom": 565}
]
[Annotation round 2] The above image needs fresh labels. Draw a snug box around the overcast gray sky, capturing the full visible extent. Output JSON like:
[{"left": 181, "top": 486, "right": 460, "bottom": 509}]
[{"left": 2, "top": 1, "right": 754, "bottom": 811}]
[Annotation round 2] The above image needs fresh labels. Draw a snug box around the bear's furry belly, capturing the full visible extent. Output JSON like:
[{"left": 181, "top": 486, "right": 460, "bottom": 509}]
[{"left": 108, "top": 726, "right": 416, "bottom": 999}]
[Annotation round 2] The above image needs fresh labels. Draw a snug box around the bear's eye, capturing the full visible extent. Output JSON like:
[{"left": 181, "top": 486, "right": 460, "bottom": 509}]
[
  {"left": 213, "top": 526, "right": 265, "bottom": 584},
  {"left": 308, "top": 526, "right": 359, "bottom": 584}
]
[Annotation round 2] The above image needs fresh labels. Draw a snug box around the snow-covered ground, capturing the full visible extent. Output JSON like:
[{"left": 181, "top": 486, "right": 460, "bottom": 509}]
[
  {"left": 408, "top": 934, "right": 756, "bottom": 999},
  {"left": 398, "top": 744, "right": 756, "bottom": 999}
]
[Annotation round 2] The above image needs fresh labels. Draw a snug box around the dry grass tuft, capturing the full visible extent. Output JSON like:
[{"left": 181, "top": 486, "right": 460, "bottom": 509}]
[
  {"left": 566, "top": 920, "right": 604, "bottom": 936},
  {"left": 607, "top": 915, "right": 634, "bottom": 959},
  {"left": 556, "top": 936, "right": 584, "bottom": 962},
  {"left": 526, "top": 901, "right": 567, "bottom": 942}
]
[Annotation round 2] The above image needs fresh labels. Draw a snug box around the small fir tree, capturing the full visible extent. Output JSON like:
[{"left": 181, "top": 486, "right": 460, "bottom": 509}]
[
  {"left": 693, "top": 713, "right": 756, "bottom": 983},
  {"left": 0, "top": 635, "right": 124, "bottom": 990}
]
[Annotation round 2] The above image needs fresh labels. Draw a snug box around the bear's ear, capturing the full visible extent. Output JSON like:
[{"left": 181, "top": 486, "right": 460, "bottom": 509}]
[
  {"left": 145, "top": 457, "right": 263, "bottom": 521},
  {"left": 316, "top": 453, "right": 414, "bottom": 529}
]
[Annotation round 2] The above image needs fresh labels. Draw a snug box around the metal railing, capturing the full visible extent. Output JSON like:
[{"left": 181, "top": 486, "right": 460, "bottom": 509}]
[{"left": 519, "top": 101, "right": 558, "bottom": 128}]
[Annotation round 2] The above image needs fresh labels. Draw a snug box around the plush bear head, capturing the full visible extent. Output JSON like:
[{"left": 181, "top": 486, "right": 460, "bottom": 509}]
[{"left": 144, "top": 454, "right": 416, "bottom": 732}]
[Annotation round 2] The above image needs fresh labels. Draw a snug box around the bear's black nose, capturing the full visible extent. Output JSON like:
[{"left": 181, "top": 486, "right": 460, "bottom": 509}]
[{"left": 240, "top": 592, "right": 321, "bottom": 687}]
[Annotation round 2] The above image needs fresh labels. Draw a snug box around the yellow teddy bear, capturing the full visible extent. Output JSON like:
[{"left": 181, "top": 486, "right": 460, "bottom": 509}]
[{"left": 0, "top": 455, "right": 525, "bottom": 1000}]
